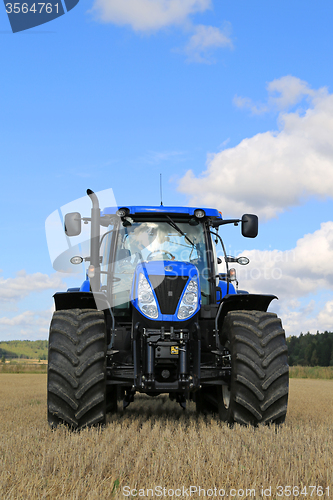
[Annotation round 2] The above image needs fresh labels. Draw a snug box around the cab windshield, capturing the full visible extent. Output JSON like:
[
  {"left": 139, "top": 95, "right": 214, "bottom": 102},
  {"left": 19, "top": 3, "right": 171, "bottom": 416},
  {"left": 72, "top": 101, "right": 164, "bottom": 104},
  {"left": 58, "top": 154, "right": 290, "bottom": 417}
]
[{"left": 101, "top": 219, "right": 211, "bottom": 313}]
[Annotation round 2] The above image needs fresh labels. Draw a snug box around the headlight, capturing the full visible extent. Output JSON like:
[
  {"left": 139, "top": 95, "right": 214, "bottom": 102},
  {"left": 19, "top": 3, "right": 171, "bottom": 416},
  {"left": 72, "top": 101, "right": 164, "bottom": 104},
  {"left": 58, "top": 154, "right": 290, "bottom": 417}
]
[
  {"left": 194, "top": 209, "right": 205, "bottom": 218},
  {"left": 70, "top": 256, "right": 83, "bottom": 265},
  {"left": 138, "top": 273, "right": 158, "bottom": 319},
  {"left": 177, "top": 279, "right": 199, "bottom": 320},
  {"left": 116, "top": 207, "right": 130, "bottom": 217},
  {"left": 237, "top": 256, "right": 250, "bottom": 265}
]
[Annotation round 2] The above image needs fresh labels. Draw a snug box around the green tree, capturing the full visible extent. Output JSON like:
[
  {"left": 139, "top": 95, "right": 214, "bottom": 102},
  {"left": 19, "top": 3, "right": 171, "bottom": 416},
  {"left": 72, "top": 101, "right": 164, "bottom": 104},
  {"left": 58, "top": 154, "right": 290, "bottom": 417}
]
[
  {"left": 310, "top": 349, "right": 319, "bottom": 366},
  {"left": 330, "top": 350, "right": 333, "bottom": 366}
]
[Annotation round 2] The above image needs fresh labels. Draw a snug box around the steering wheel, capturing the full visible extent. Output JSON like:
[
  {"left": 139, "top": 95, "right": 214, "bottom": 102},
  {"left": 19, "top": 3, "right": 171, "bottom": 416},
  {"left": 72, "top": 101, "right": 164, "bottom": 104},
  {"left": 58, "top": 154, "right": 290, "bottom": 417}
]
[{"left": 147, "top": 250, "right": 175, "bottom": 261}]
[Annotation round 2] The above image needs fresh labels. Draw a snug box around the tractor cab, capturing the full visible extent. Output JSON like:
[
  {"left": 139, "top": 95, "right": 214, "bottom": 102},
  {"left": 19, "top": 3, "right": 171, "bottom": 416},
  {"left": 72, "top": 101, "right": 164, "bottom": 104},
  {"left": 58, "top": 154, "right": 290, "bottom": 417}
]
[{"left": 98, "top": 207, "right": 231, "bottom": 324}]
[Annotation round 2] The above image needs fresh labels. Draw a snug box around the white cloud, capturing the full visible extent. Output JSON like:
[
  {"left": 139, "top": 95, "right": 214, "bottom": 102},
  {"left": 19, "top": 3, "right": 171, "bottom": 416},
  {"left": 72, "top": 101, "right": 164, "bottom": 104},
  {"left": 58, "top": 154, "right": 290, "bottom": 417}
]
[
  {"left": 89, "top": 0, "right": 232, "bottom": 63},
  {"left": 0, "top": 308, "right": 53, "bottom": 340},
  {"left": 234, "top": 221, "right": 333, "bottom": 298},
  {"left": 273, "top": 302, "right": 324, "bottom": 338},
  {"left": 221, "top": 222, "right": 333, "bottom": 336},
  {"left": 273, "top": 297, "right": 333, "bottom": 338},
  {"left": 0, "top": 310, "right": 50, "bottom": 327},
  {"left": 0, "top": 270, "right": 66, "bottom": 303},
  {"left": 0, "top": 270, "right": 66, "bottom": 339},
  {"left": 90, "top": 0, "right": 211, "bottom": 31},
  {"left": 184, "top": 24, "right": 232, "bottom": 63},
  {"left": 233, "top": 95, "right": 269, "bottom": 115},
  {"left": 316, "top": 300, "right": 333, "bottom": 331},
  {"left": 178, "top": 77, "right": 333, "bottom": 219},
  {"left": 233, "top": 75, "right": 320, "bottom": 114},
  {"left": 267, "top": 76, "right": 316, "bottom": 110}
]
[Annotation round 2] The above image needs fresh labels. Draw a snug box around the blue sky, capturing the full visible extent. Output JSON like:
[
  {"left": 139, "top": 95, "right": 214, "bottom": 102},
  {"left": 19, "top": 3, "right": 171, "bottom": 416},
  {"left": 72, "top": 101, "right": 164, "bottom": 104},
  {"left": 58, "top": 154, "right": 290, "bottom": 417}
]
[{"left": 1, "top": 0, "right": 333, "bottom": 339}]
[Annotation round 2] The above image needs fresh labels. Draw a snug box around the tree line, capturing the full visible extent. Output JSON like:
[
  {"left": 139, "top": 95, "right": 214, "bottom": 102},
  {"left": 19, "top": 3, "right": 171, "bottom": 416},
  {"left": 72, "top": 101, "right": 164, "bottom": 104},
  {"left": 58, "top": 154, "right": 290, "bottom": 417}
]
[
  {"left": 0, "top": 340, "right": 48, "bottom": 361},
  {"left": 1, "top": 334, "right": 333, "bottom": 366},
  {"left": 287, "top": 331, "right": 333, "bottom": 366}
]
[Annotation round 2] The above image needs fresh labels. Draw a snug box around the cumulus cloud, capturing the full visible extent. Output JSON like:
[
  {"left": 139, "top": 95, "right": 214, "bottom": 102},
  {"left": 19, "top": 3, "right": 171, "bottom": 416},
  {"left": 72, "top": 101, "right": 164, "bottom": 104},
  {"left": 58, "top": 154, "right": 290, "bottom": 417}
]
[
  {"left": 90, "top": 0, "right": 211, "bottom": 31},
  {"left": 89, "top": 0, "right": 231, "bottom": 63},
  {"left": 184, "top": 24, "right": 232, "bottom": 63},
  {"left": 233, "top": 221, "right": 333, "bottom": 299},
  {"left": 0, "top": 270, "right": 66, "bottom": 303},
  {"left": 273, "top": 301, "right": 332, "bottom": 339},
  {"left": 316, "top": 300, "right": 333, "bottom": 330},
  {"left": 0, "top": 309, "right": 53, "bottom": 340},
  {"left": 233, "top": 95, "right": 269, "bottom": 115},
  {"left": 267, "top": 76, "right": 317, "bottom": 110},
  {"left": 220, "top": 222, "right": 333, "bottom": 336},
  {"left": 178, "top": 77, "right": 333, "bottom": 219},
  {"left": 0, "top": 310, "right": 50, "bottom": 327},
  {"left": 0, "top": 270, "right": 65, "bottom": 339},
  {"left": 234, "top": 76, "right": 318, "bottom": 114}
]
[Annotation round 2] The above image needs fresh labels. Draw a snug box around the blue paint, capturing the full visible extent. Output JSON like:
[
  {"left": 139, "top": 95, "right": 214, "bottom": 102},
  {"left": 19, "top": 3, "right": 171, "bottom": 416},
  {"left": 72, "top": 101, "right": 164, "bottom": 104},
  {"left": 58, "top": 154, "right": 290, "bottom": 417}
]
[
  {"left": 101, "top": 206, "right": 222, "bottom": 219},
  {"left": 79, "top": 279, "right": 90, "bottom": 292},
  {"left": 131, "top": 260, "right": 201, "bottom": 322}
]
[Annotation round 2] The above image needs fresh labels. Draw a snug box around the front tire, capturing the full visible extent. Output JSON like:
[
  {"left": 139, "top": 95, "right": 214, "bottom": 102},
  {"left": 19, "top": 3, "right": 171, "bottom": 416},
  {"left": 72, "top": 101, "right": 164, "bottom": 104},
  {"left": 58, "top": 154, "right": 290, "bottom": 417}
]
[
  {"left": 47, "top": 309, "right": 107, "bottom": 430},
  {"left": 218, "top": 310, "right": 289, "bottom": 426}
]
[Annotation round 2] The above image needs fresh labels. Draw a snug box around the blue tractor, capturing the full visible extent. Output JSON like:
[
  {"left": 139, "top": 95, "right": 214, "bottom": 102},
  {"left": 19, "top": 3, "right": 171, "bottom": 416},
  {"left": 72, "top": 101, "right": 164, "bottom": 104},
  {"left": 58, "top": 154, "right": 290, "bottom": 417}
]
[{"left": 47, "top": 190, "right": 289, "bottom": 429}]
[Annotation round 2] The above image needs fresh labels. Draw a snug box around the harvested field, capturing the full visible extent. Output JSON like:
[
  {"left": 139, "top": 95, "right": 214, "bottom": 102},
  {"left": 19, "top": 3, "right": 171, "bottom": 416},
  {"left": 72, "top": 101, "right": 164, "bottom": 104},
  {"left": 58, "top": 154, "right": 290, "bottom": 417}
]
[
  {"left": 0, "top": 375, "right": 332, "bottom": 499},
  {"left": 0, "top": 363, "right": 47, "bottom": 374},
  {"left": 289, "top": 365, "right": 333, "bottom": 379},
  {"left": 2, "top": 364, "right": 333, "bottom": 377}
]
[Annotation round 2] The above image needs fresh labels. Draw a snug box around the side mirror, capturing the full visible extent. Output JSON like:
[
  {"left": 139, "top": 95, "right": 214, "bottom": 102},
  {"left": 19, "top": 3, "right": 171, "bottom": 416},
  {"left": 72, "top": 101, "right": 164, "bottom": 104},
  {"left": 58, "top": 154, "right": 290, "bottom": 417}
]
[
  {"left": 64, "top": 212, "right": 81, "bottom": 236},
  {"left": 241, "top": 214, "right": 258, "bottom": 238}
]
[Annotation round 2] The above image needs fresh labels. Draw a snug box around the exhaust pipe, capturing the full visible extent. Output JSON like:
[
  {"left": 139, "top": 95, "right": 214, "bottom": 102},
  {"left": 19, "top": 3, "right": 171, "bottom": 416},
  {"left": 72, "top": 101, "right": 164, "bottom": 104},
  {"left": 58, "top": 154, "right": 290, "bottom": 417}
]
[{"left": 87, "top": 189, "right": 100, "bottom": 292}]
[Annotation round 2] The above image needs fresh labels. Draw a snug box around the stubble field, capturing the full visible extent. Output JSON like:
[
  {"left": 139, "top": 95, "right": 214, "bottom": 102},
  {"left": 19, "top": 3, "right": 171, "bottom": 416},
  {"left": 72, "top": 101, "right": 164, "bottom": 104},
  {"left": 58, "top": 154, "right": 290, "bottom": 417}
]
[{"left": 0, "top": 375, "right": 332, "bottom": 499}]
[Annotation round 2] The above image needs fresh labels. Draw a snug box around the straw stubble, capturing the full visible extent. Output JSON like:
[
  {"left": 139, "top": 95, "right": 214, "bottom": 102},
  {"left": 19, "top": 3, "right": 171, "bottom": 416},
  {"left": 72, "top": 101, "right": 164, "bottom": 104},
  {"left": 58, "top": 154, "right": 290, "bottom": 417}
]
[{"left": 0, "top": 375, "right": 332, "bottom": 499}]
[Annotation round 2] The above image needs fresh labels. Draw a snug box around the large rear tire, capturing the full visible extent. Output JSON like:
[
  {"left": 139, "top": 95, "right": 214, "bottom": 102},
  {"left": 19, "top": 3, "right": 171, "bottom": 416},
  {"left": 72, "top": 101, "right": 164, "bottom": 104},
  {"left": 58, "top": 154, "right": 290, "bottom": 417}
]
[
  {"left": 218, "top": 310, "right": 289, "bottom": 426},
  {"left": 47, "top": 309, "right": 107, "bottom": 430}
]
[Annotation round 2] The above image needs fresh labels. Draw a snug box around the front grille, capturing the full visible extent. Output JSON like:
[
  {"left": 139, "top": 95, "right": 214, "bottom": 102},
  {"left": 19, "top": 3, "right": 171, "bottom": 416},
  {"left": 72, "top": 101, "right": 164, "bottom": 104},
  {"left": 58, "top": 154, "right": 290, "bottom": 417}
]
[{"left": 149, "top": 275, "right": 188, "bottom": 315}]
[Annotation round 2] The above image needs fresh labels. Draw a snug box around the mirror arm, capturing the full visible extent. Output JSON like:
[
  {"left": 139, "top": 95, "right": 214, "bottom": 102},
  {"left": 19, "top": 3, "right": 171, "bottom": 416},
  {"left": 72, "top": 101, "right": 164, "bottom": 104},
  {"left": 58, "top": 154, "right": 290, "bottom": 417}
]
[{"left": 211, "top": 218, "right": 240, "bottom": 228}]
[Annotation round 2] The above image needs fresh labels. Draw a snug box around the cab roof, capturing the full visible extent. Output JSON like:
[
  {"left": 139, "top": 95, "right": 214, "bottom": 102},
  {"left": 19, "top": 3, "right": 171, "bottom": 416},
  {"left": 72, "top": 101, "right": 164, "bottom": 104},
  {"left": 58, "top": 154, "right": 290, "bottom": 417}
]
[{"left": 101, "top": 206, "right": 222, "bottom": 219}]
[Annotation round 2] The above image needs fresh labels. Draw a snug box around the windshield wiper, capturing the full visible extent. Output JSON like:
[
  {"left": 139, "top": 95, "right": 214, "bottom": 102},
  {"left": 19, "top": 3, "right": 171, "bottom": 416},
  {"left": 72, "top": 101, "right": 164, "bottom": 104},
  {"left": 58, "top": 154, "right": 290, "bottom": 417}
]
[{"left": 166, "top": 215, "right": 195, "bottom": 247}]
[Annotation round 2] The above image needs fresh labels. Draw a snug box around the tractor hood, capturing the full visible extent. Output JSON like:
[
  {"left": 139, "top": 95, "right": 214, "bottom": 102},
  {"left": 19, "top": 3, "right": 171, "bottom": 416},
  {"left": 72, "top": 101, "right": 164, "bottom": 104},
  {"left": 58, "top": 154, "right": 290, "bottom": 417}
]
[{"left": 131, "top": 261, "right": 201, "bottom": 322}]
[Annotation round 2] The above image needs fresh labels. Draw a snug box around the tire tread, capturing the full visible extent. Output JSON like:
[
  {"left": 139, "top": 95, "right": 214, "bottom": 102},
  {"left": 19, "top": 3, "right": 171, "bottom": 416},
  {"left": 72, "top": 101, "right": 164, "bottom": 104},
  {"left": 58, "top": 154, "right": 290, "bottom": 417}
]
[
  {"left": 219, "top": 310, "right": 289, "bottom": 426},
  {"left": 47, "top": 309, "right": 106, "bottom": 430}
]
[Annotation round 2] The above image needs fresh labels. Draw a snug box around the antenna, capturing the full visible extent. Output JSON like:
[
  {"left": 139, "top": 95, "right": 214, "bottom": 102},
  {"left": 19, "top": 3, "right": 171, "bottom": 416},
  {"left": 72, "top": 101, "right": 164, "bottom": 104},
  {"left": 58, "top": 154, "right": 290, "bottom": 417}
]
[{"left": 160, "top": 173, "right": 163, "bottom": 206}]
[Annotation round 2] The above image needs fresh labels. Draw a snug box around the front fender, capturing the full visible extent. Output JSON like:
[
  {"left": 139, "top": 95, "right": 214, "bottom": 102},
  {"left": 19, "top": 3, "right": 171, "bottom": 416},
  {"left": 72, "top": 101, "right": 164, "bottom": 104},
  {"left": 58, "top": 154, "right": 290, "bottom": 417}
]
[
  {"left": 216, "top": 293, "right": 277, "bottom": 329},
  {"left": 53, "top": 291, "right": 109, "bottom": 311}
]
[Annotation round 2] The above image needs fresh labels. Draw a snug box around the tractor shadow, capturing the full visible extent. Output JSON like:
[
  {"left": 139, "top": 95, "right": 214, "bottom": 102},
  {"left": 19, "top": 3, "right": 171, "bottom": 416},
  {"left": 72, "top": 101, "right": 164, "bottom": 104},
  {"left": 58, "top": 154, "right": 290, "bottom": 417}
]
[{"left": 106, "top": 393, "right": 215, "bottom": 427}]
